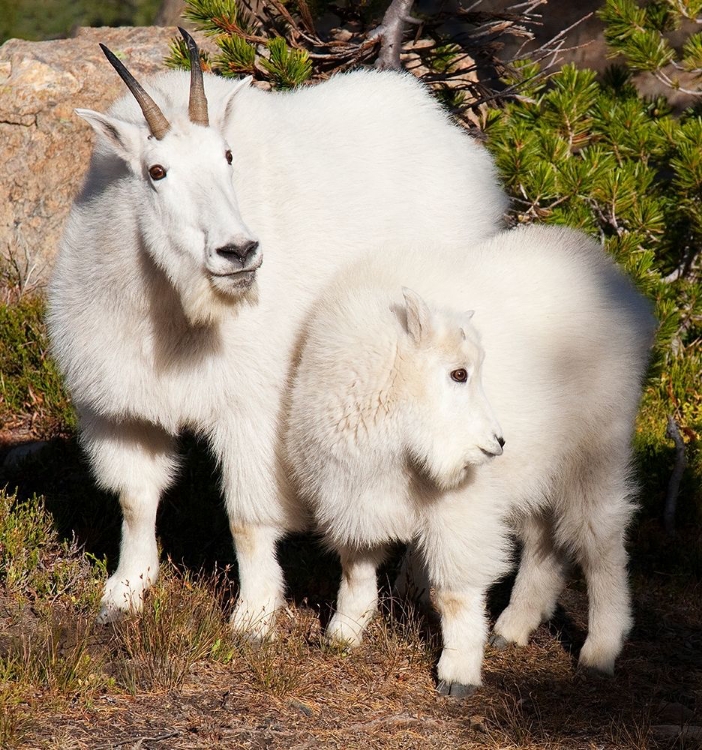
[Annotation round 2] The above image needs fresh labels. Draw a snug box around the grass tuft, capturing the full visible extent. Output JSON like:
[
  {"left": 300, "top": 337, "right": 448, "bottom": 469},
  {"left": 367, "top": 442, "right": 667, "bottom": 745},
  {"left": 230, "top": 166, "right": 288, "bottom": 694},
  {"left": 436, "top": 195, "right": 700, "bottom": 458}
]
[{"left": 111, "top": 564, "right": 233, "bottom": 693}]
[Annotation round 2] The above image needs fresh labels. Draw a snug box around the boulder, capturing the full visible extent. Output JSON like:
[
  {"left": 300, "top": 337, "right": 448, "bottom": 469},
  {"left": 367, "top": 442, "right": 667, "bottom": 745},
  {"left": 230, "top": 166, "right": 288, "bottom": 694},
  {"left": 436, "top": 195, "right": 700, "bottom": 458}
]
[{"left": 0, "top": 26, "right": 180, "bottom": 289}]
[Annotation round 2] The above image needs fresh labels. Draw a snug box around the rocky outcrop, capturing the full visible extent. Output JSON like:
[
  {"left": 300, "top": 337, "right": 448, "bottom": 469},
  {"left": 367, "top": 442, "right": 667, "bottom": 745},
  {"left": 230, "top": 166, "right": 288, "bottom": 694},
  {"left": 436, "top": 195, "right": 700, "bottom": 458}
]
[{"left": 0, "top": 26, "right": 179, "bottom": 289}]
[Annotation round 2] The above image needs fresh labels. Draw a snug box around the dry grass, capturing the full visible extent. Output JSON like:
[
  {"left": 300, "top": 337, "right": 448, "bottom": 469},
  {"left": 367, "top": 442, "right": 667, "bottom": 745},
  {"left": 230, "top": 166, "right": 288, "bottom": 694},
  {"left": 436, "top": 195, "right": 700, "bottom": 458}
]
[
  {"left": 0, "top": 561, "right": 700, "bottom": 749},
  {"left": 110, "top": 565, "right": 234, "bottom": 694},
  {"left": 0, "top": 357, "right": 699, "bottom": 749}
]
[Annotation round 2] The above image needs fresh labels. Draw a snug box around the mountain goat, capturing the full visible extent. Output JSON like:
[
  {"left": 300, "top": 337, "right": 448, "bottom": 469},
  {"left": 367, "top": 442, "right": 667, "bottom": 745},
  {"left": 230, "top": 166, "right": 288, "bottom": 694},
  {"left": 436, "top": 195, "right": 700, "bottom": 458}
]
[
  {"left": 285, "top": 225, "right": 656, "bottom": 695},
  {"left": 47, "top": 29, "right": 507, "bottom": 634}
]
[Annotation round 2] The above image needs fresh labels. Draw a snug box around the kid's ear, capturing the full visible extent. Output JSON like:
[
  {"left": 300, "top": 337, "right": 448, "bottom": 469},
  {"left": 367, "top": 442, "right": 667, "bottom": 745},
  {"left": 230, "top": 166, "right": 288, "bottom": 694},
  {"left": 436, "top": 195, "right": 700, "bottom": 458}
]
[
  {"left": 220, "top": 75, "right": 253, "bottom": 131},
  {"left": 402, "top": 287, "right": 433, "bottom": 346},
  {"left": 75, "top": 109, "right": 142, "bottom": 164}
]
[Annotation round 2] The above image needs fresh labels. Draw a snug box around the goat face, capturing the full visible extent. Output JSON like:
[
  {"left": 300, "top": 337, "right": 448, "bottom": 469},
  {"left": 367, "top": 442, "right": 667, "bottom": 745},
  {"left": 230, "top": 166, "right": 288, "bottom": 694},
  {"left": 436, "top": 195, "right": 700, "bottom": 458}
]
[
  {"left": 137, "top": 123, "right": 261, "bottom": 295},
  {"left": 77, "top": 30, "right": 260, "bottom": 325},
  {"left": 400, "top": 288, "right": 504, "bottom": 491}
]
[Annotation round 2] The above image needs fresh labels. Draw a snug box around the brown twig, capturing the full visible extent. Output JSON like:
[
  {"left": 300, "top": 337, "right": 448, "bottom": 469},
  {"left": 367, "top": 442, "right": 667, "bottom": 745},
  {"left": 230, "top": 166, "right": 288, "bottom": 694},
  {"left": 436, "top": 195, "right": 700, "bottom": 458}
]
[{"left": 664, "top": 415, "right": 687, "bottom": 537}]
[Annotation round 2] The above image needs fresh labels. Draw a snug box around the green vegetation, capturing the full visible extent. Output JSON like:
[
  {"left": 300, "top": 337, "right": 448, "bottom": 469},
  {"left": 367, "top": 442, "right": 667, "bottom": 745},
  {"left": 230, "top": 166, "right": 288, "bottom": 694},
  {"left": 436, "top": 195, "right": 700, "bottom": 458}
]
[
  {"left": 482, "top": 2, "right": 701, "bottom": 530},
  {"left": 0, "top": 0, "right": 160, "bottom": 44},
  {"left": 0, "top": 296, "right": 75, "bottom": 436}
]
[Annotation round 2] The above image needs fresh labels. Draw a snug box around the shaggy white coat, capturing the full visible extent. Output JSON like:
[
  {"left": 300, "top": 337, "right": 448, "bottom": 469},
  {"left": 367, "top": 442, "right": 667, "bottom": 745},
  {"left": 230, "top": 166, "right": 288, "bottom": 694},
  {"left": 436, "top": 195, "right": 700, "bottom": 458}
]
[
  {"left": 48, "top": 68, "right": 507, "bottom": 632},
  {"left": 285, "top": 225, "right": 656, "bottom": 692}
]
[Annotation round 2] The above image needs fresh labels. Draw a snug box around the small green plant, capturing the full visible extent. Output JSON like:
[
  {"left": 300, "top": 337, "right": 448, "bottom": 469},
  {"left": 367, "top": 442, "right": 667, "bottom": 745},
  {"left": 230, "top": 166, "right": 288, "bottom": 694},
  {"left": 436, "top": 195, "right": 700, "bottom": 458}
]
[
  {"left": 600, "top": 0, "right": 702, "bottom": 95},
  {"left": 165, "top": 0, "right": 311, "bottom": 89},
  {"left": 0, "top": 489, "right": 103, "bottom": 609}
]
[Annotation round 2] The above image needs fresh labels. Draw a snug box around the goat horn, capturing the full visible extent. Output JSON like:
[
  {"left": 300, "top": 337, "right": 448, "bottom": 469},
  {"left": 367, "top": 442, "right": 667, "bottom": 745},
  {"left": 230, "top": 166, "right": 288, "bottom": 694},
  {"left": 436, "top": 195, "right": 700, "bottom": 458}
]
[
  {"left": 179, "top": 27, "right": 209, "bottom": 127},
  {"left": 100, "top": 44, "right": 171, "bottom": 140}
]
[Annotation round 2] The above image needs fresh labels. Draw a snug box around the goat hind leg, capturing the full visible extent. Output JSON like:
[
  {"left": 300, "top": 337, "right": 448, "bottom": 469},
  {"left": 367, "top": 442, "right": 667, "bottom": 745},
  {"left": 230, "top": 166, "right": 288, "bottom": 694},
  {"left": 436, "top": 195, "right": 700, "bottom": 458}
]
[
  {"left": 573, "top": 508, "right": 633, "bottom": 675},
  {"left": 492, "top": 512, "right": 567, "bottom": 648}
]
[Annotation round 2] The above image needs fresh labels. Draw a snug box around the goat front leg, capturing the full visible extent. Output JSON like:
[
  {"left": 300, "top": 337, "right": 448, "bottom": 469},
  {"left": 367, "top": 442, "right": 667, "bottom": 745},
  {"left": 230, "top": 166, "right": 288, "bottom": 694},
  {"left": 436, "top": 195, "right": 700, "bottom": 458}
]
[
  {"left": 214, "top": 391, "right": 307, "bottom": 641},
  {"left": 229, "top": 523, "right": 286, "bottom": 641},
  {"left": 421, "top": 489, "right": 512, "bottom": 696},
  {"left": 434, "top": 585, "right": 489, "bottom": 697},
  {"left": 80, "top": 413, "right": 178, "bottom": 623},
  {"left": 327, "top": 545, "right": 389, "bottom": 648}
]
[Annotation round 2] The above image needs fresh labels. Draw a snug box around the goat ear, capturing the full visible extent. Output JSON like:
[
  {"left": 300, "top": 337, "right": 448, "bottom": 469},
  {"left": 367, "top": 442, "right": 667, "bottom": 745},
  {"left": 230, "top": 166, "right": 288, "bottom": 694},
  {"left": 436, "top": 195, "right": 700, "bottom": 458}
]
[
  {"left": 220, "top": 76, "right": 253, "bottom": 130},
  {"left": 75, "top": 109, "right": 142, "bottom": 163},
  {"left": 402, "top": 287, "right": 433, "bottom": 346}
]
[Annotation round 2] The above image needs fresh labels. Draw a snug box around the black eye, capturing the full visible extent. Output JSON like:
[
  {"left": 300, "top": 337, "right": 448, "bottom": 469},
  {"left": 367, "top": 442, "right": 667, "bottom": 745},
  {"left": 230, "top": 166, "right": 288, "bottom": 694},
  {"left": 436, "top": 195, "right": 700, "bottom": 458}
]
[
  {"left": 451, "top": 368, "right": 468, "bottom": 383},
  {"left": 225, "top": 149, "right": 233, "bottom": 165},
  {"left": 148, "top": 164, "right": 167, "bottom": 181}
]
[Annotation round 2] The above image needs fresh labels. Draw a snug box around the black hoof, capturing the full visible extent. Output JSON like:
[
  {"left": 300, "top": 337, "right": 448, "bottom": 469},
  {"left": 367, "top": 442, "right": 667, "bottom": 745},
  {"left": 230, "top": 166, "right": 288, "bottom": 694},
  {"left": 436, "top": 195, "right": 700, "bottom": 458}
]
[
  {"left": 489, "top": 633, "right": 509, "bottom": 650},
  {"left": 436, "top": 680, "right": 478, "bottom": 698}
]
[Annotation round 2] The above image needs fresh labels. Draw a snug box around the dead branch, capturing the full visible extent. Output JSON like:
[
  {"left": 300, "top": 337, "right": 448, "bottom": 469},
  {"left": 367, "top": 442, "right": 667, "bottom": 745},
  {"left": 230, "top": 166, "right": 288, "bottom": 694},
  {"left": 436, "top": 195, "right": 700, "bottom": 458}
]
[
  {"left": 370, "top": 0, "right": 418, "bottom": 71},
  {"left": 664, "top": 415, "right": 687, "bottom": 537}
]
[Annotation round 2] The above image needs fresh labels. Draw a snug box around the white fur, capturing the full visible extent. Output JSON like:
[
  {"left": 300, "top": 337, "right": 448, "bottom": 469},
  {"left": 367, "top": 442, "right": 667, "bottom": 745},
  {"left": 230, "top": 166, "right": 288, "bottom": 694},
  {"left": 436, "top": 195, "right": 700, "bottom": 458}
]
[
  {"left": 48, "top": 67, "right": 507, "bottom": 633},
  {"left": 285, "top": 225, "right": 656, "bottom": 688}
]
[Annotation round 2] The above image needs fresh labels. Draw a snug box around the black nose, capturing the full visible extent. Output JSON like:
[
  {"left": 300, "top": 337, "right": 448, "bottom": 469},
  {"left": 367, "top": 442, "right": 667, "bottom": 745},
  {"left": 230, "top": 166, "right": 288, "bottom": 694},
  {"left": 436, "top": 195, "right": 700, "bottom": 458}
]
[
  {"left": 216, "top": 240, "right": 259, "bottom": 265},
  {"left": 497, "top": 436, "right": 505, "bottom": 448}
]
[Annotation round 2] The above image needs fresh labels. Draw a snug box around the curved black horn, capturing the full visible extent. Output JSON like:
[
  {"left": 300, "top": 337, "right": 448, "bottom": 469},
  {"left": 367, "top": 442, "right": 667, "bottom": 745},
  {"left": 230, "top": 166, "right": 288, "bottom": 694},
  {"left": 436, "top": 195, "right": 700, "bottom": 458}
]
[
  {"left": 179, "top": 27, "right": 209, "bottom": 127},
  {"left": 100, "top": 44, "right": 171, "bottom": 140}
]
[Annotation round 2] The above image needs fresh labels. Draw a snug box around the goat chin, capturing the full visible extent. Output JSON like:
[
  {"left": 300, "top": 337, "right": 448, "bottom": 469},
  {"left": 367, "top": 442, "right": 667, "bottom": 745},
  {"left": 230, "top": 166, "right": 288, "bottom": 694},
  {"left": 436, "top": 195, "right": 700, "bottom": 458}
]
[{"left": 180, "top": 274, "right": 259, "bottom": 326}]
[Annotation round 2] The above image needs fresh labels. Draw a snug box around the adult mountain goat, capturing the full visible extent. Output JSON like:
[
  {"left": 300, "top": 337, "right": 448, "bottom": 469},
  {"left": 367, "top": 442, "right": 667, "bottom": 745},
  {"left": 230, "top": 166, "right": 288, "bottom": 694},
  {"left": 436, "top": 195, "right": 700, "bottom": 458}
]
[
  {"left": 48, "top": 29, "right": 507, "bottom": 634},
  {"left": 285, "top": 225, "right": 656, "bottom": 695}
]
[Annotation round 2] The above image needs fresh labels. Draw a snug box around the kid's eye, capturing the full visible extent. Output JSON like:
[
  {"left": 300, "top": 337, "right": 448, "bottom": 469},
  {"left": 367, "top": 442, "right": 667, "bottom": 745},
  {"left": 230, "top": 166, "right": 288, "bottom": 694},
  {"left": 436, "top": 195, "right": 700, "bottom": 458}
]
[
  {"left": 148, "top": 164, "right": 167, "bottom": 180},
  {"left": 225, "top": 149, "right": 233, "bottom": 165},
  {"left": 451, "top": 368, "right": 468, "bottom": 383}
]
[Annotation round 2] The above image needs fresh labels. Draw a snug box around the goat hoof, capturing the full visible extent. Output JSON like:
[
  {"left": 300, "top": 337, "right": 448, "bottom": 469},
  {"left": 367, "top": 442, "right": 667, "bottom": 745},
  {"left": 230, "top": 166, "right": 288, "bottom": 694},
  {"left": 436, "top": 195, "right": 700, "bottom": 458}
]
[
  {"left": 437, "top": 680, "right": 478, "bottom": 699},
  {"left": 489, "top": 633, "right": 509, "bottom": 650}
]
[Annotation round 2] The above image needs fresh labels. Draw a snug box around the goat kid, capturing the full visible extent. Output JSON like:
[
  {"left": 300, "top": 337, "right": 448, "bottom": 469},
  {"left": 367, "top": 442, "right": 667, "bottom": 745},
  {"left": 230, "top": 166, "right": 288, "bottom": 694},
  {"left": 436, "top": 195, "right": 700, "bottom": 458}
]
[{"left": 285, "top": 225, "right": 656, "bottom": 694}]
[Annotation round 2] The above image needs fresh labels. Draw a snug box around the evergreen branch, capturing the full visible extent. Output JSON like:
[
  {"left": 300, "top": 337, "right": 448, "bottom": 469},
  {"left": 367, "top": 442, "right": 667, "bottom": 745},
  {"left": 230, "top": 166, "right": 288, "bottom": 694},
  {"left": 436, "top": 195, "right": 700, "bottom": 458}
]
[
  {"left": 213, "top": 16, "right": 269, "bottom": 45},
  {"left": 652, "top": 68, "right": 702, "bottom": 96}
]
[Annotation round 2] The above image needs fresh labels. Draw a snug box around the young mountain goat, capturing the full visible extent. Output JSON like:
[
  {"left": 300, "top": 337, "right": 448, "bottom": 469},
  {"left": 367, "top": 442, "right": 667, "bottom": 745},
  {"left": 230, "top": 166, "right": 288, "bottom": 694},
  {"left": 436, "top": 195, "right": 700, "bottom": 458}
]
[
  {"left": 47, "top": 29, "right": 507, "bottom": 634},
  {"left": 285, "top": 225, "right": 656, "bottom": 695}
]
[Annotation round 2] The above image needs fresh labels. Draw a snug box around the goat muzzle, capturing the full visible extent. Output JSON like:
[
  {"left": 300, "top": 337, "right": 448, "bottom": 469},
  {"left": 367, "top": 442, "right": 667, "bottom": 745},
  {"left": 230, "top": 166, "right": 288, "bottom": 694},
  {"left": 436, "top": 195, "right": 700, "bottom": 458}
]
[{"left": 216, "top": 240, "right": 260, "bottom": 269}]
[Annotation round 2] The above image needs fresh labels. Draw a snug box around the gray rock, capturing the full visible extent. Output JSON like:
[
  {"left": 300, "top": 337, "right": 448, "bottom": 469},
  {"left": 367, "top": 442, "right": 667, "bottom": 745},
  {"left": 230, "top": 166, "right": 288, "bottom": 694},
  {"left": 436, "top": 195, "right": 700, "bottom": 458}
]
[{"left": 0, "top": 26, "right": 182, "bottom": 289}]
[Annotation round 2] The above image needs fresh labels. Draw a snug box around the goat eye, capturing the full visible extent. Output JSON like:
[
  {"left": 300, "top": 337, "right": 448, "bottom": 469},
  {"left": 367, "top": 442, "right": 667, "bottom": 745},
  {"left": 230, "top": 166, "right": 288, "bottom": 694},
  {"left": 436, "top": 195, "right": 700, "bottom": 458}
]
[
  {"left": 451, "top": 368, "right": 468, "bottom": 383},
  {"left": 225, "top": 149, "right": 233, "bottom": 165},
  {"left": 148, "top": 164, "right": 167, "bottom": 181}
]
